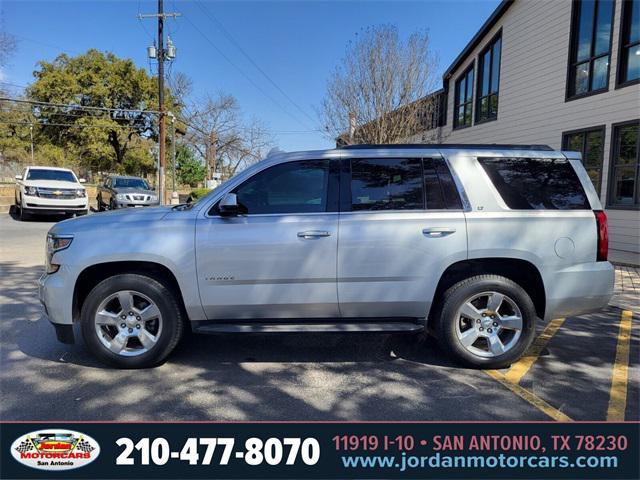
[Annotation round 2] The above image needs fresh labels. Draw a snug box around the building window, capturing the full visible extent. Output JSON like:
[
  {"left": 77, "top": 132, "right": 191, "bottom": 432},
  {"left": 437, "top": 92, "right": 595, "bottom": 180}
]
[
  {"left": 617, "top": 0, "right": 640, "bottom": 87},
  {"left": 567, "top": 0, "right": 615, "bottom": 99},
  {"left": 476, "top": 32, "right": 502, "bottom": 123},
  {"left": 608, "top": 120, "right": 640, "bottom": 208},
  {"left": 454, "top": 65, "right": 474, "bottom": 129},
  {"left": 562, "top": 126, "right": 605, "bottom": 193}
]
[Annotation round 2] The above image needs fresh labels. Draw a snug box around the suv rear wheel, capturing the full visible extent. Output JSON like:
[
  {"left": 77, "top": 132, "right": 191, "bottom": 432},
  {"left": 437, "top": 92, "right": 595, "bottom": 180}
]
[
  {"left": 435, "top": 275, "right": 536, "bottom": 369},
  {"left": 80, "top": 273, "right": 184, "bottom": 368}
]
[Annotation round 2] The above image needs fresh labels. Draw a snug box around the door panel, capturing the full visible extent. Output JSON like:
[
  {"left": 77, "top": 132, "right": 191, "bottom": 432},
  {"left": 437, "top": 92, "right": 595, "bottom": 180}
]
[
  {"left": 196, "top": 158, "right": 340, "bottom": 320},
  {"left": 196, "top": 214, "right": 339, "bottom": 319},
  {"left": 337, "top": 156, "right": 468, "bottom": 318},
  {"left": 337, "top": 211, "right": 467, "bottom": 318}
]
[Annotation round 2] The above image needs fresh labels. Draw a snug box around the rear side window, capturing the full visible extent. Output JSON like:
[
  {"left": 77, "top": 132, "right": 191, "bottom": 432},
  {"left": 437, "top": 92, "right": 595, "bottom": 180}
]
[
  {"left": 478, "top": 157, "right": 590, "bottom": 210},
  {"left": 350, "top": 158, "right": 424, "bottom": 211},
  {"left": 349, "top": 157, "right": 463, "bottom": 211},
  {"left": 424, "top": 158, "right": 463, "bottom": 209}
]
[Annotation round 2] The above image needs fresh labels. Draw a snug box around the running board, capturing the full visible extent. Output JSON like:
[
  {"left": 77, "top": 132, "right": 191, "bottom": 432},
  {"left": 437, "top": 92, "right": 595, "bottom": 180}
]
[{"left": 193, "top": 322, "right": 424, "bottom": 334}]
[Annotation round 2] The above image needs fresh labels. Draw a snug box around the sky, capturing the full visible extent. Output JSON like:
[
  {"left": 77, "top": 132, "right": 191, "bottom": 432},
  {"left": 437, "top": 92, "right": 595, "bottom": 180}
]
[{"left": 1, "top": 0, "right": 500, "bottom": 151}]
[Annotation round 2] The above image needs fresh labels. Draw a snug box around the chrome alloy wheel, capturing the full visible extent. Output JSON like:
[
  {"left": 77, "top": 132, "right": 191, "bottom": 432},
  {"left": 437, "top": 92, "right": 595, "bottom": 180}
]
[
  {"left": 454, "top": 291, "right": 523, "bottom": 358},
  {"left": 94, "top": 290, "right": 163, "bottom": 357}
]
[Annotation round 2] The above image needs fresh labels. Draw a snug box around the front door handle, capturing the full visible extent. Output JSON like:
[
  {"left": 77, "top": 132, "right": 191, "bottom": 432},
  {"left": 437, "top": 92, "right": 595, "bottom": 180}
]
[
  {"left": 297, "top": 230, "right": 331, "bottom": 239},
  {"left": 422, "top": 227, "right": 456, "bottom": 237}
]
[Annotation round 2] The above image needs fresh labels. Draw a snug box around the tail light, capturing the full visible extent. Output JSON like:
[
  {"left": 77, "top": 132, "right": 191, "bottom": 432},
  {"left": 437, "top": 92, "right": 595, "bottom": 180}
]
[{"left": 594, "top": 210, "right": 608, "bottom": 262}]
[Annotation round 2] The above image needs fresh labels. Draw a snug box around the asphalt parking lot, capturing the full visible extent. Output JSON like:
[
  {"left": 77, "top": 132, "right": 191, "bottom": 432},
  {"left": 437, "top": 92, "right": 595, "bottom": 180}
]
[{"left": 0, "top": 212, "right": 638, "bottom": 421}]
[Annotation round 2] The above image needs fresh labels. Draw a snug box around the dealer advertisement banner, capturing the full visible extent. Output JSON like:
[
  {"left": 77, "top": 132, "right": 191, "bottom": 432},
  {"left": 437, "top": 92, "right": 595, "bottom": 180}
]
[{"left": 1, "top": 422, "right": 639, "bottom": 479}]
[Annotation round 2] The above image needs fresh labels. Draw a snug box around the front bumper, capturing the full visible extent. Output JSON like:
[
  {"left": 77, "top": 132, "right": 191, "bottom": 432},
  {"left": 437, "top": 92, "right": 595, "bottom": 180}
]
[
  {"left": 24, "top": 195, "right": 88, "bottom": 214},
  {"left": 114, "top": 201, "right": 160, "bottom": 208},
  {"left": 39, "top": 271, "right": 76, "bottom": 343}
]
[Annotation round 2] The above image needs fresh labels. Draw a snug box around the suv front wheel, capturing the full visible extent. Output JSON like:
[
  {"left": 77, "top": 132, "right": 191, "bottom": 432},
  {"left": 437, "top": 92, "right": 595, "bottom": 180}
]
[
  {"left": 80, "top": 273, "right": 184, "bottom": 368},
  {"left": 435, "top": 275, "right": 536, "bottom": 369}
]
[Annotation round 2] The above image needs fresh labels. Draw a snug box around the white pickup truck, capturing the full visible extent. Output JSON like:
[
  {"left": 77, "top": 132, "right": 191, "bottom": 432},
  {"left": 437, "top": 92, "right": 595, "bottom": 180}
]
[{"left": 14, "top": 166, "right": 89, "bottom": 220}]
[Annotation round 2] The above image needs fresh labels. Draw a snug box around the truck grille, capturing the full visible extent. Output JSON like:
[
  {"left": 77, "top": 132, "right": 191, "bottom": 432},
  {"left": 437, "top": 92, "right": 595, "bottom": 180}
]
[
  {"left": 37, "top": 188, "right": 78, "bottom": 199},
  {"left": 126, "top": 194, "right": 150, "bottom": 201}
]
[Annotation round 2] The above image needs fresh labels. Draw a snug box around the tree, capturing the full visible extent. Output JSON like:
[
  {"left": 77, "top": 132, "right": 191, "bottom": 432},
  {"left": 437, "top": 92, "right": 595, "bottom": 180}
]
[
  {"left": 320, "top": 25, "right": 439, "bottom": 144},
  {"left": 181, "top": 92, "right": 272, "bottom": 180},
  {"left": 26, "top": 49, "right": 177, "bottom": 171},
  {"left": 176, "top": 144, "right": 206, "bottom": 187}
]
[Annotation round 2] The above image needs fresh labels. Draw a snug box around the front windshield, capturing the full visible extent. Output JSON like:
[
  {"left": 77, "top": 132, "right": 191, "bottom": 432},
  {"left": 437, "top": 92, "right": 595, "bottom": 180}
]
[
  {"left": 27, "top": 169, "right": 77, "bottom": 182},
  {"left": 114, "top": 178, "right": 149, "bottom": 189}
]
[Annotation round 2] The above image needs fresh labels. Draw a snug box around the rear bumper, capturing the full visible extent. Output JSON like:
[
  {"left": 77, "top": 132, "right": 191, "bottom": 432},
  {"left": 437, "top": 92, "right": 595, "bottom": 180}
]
[{"left": 543, "top": 261, "right": 615, "bottom": 321}]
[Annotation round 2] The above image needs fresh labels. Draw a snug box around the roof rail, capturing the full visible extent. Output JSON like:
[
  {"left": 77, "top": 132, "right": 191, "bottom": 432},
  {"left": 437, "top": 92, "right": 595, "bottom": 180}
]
[{"left": 338, "top": 143, "right": 554, "bottom": 151}]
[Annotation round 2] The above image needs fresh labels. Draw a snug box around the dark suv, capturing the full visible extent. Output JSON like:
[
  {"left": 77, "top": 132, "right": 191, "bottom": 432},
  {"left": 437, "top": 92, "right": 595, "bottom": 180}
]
[{"left": 97, "top": 175, "right": 159, "bottom": 210}]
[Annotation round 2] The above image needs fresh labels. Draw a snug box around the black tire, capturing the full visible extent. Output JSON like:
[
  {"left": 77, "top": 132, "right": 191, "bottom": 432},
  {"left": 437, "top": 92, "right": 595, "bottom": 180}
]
[
  {"left": 97, "top": 196, "right": 105, "bottom": 212},
  {"left": 18, "top": 199, "right": 29, "bottom": 221},
  {"left": 434, "top": 275, "right": 536, "bottom": 369},
  {"left": 80, "top": 273, "right": 184, "bottom": 368},
  {"left": 76, "top": 210, "right": 88, "bottom": 216},
  {"left": 109, "top": 198, "right": 116, "bottom": 210}
]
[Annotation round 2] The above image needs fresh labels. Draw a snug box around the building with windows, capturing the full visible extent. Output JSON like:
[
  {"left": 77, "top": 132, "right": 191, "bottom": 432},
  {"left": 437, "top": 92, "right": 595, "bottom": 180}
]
[{"left": 409, "top": 0, "right": 640, "bottom": 265}]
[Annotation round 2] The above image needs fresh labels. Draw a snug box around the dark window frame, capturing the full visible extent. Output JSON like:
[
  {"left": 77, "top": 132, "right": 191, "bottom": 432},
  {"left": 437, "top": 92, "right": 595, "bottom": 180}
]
[
  {"left": 478, "top": 156, "right": 592, "bottom": 210},
  {"left": 453, "top": 63, "right": 475, "bottom": 130},
  {"left": 475, "top": 30, "right": 502, "bottom": 124},
  {"left": 607, "top": 119, "right": 640, "bottom": 210},
  {"left": 561, "top": 124, "right": 606, "bottom": 193},
  {"left": 565, "top": 0, "right": 616, "bottom": 101},
  {"left": 616, "top": 0, "right": 640, "bottom": 88},
  {"left": 341, "top": 157, "right": 463, "bottom": 213},
  {"left": 209, "top": 159, "right": 339, "bottom": 216}
]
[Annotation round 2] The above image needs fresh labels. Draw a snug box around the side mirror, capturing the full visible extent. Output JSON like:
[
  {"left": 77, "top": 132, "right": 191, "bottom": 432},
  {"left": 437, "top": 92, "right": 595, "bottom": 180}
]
[
  {"left": 15, "top": 175, "right": 22, "bottom": 180},
  {"left": 150, "top": 186, "right": 156, "bottom": 191},
  {"left": 79, "top": 178, "right": 87, "bottom": 183},
  {"left": 218, "top": 193, "right": 241, "bottom": 216}
]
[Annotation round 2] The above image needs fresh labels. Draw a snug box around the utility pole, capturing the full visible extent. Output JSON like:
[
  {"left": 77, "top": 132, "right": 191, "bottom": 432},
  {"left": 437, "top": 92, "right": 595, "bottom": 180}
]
[
  {"left": 29, "top": 124, "right": 34, "bottom": 162},
  {"left": 170, "top": 112, "right": 178, "bottom": 204},
  {"left": 138, "top": 1, "right": 180, "bottom": 204}
]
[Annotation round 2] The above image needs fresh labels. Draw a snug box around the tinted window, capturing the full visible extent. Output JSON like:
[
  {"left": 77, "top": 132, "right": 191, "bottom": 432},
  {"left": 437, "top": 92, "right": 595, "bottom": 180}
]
[
  {"left": 27, "top": 169, "right": 76, "bottom": 182},
  {"left": 233, "top": 160, "right": 330, "bottom": 214},
  {"left": 351, "top": 158, "right": 423, "bottom": 211},
  {"left": 608, "top": 122, "right": 639, "bottom": 207},
  {"left": 423, "top": 158, "right": 463, "bottom": 210},
  {"left": 478, "top": 157, "right": 590, "bottom": 210},
  {"left": 114, "top": 178, "right": 149, "bottom": 189},
  {"left": 568, "top": 0, "right": 614, "bottom": 97},
  {"left": 562, "top": 127, "right": 604, "bottom": 193}
]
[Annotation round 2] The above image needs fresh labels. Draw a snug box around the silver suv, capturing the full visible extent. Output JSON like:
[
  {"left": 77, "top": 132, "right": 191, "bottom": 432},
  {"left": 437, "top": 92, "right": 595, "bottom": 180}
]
[{"left": 39, "top": 145, "right": 614, "bottom": 369}]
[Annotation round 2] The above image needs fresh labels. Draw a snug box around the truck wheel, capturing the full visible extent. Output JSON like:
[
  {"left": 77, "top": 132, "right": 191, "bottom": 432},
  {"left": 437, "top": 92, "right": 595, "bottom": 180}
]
[
  {"left": 97, "top": 196, "right": 105, "bottom": 212},
  {"left": 18, "top": 199, "right": 29, "bottom": 221},
  {"left": 434, "top": 275, "right": 536, "bottom": 369},
  {"left": 80, "top": 274, "right": 184, "bottom": 368}
]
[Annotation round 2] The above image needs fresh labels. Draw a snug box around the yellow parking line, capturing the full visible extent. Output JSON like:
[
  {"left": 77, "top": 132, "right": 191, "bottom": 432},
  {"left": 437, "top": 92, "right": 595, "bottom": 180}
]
[
  {"left": 484, "top": 370, "right": 573, "bottom": 422},
  {"left": 607, "top": 310, "right": 633, "bottom": 421},
  {"left": 503, "top": 318, "right": 566, "bottom": 384}
]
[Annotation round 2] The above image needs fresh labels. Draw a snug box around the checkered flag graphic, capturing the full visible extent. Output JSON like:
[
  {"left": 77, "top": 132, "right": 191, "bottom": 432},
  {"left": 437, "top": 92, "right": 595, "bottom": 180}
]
[
  {"left": 75, "top": 438, "right": 94, "bottom": 453},
  {"left": 14, "top": 439, "right": 34, "bottom": 454}
]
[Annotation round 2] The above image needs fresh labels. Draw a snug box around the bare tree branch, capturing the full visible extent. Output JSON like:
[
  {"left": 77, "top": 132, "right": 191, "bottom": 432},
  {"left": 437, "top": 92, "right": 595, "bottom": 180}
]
[{"left": 320, "top": 25, "right": 440, "bottom": 145}]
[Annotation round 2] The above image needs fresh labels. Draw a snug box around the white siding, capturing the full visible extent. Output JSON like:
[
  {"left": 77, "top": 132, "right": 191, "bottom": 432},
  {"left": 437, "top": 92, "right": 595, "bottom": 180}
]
[{"left": 419, "top": 0, "right": 640, "bottom": 265}]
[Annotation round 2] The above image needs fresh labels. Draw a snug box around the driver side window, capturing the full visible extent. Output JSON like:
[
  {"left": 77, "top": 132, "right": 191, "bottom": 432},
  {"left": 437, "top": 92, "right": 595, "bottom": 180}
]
[{"left": 233, "top": 160, "right": 331, "bottom": 215}]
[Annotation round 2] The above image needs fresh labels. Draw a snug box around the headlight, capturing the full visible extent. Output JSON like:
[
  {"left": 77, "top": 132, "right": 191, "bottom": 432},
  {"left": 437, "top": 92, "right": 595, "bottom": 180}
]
[
  {"left": 24, "top": 186, "right": 38, "bottom": 196},
  {"left": 76, "top": 189, "right": 86, "bottom": 198},
  {"left": 149, "top": 194, "right": 158, "bottom": 201},
  {"left": 116, "top": 193, "right": 127, "bottom": 201},
  {"left": 46, "top": 233, "right": 74, "bottom": 274}
]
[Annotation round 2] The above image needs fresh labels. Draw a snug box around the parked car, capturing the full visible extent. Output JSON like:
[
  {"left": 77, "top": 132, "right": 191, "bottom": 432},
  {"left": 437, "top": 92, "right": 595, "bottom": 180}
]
[
  {"left": 96, "top": 175, "right": 159, "bottom": 211},
  {"left": 39, "top": 144, "right": 614, "bottom": 369},
  {"left": 14, "top": 166, "right": 88, "bottom": 221}
]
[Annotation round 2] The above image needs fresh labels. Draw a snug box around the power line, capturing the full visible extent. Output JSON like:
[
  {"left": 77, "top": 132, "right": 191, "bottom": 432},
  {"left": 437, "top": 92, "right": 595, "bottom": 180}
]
[
  {"left": 194, "top": 1, "right": 317, "bottom": 128},
  {"left": 0, "top": 120, "right": 146, "bottom": 130},
  {"left": 182, "top": 12, "right": 314, "bottom": 131},
  {"left": 0, "top": 97, "right": 161, "bottom": 115}
]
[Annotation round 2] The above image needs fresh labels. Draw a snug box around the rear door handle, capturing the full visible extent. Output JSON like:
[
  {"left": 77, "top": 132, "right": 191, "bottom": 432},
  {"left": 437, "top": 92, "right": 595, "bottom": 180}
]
[
  {"left": 297, "top": 230, "right": 331, "bottom": 239},
  {"left": 422, "top": 227, "right": 456, "bottom": 237}
]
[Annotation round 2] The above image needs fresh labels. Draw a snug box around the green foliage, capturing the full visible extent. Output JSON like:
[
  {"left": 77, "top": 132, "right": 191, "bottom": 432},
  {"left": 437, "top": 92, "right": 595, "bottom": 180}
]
[
  {"left": 24, "top": 49, "right": 178, "bottom": 172},
  {"left": 189, "top": 188, "right": 212, "bottom": 200},
  {"left": 176, "top": 145, "right": 206, "bottom": 187}
]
